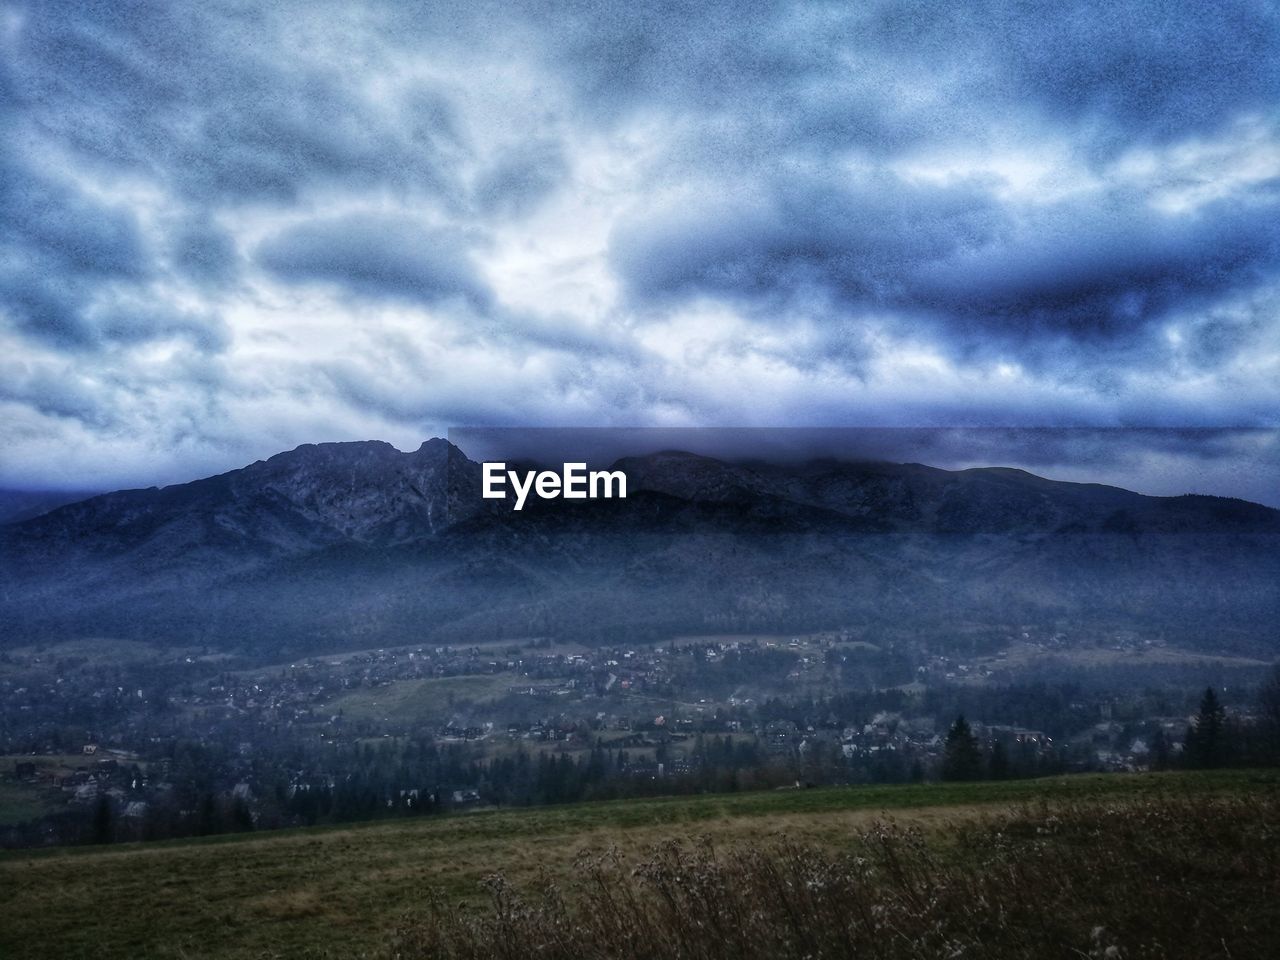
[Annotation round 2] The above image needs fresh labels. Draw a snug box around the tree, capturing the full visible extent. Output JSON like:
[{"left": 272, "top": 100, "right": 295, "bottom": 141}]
[
  {"left": 1184, "top": 687, "right": 1228, "bottom": 769},
  {"left": 1258, "top": 665, "right": 1280, "bottom": 765},
  {"left": 230, "top": 797, "right": 255, "bottom": 833},
  {"left": 942, "top": 715, "right": 983, "bottom": 781},
  {"left": 1149, "top": 728, "right": 1171, "bottom": 771},
  {"left": 988, "top": 740, "right": 1010, "bottom": 780},
  {"left": 92, "top": 794, "right": 113, "bottom": 844},
  {"left": 197, "top": 792, "right": 220, "bottom": 835}
]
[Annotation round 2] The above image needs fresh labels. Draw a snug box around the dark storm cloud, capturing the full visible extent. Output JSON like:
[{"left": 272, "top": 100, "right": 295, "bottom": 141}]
[
  {"left": 577, "top": 0, "right": 1280, "bottom": 371},
  {"left": 0, "top": 275, "right": 92, "bottom": 349},
  {"left": 911, "top": 192, "right": 1280, "bottom": 350},
  {"left": 256, "top": 215, "right": 493, "bottom": 310},
  {"left": 0, "top": 363, "right": 112, "bottom": 427},
  {"left": 91, "top": 304, "right": 231, "bottom": 353},
  {"left": 1, "top": 152, "right": 150, "bottom": 282},
  {"left": 473, "top": 139, "right": 571, "bottom": 219},
  {"left": 612, "top": 173, "right": 1280, "bottom": 365},
  {"left": 522, "top": 0, "right": 795, "bottom": 114},
  {"left": 1, "top": 147, "right": 167, "bottom": 350},
  {"left": 883, "top": 0, "right": 1280, "bottom": 151},
  {"left": 0, "top": 147, "right": 230, "bottom": 352},
  {"left": 2, "top": 0, "right": 464, "bottom": 355},
  {"left": 169, "top": 216, "right": 240, "bottom": 286},
  {"left": 0, "top": 274, "right": 231, "bottom": 353},
  {"left": 514, "top": 0, "right": 1280, "bottom": 155},
  {"left": 1, "top": 0, "right": 1277, "bottom": 493},
  {"left": 6, "top": 0, "right": 467, "bottom": 205},
  {"left": 611, "top": 173, "right": 1002, "bottom": 312}
]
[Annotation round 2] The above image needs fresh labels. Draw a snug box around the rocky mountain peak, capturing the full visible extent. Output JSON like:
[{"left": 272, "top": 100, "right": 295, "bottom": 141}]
[{"left": 1, "top": 439, "right": 1276, "bottom": 655}]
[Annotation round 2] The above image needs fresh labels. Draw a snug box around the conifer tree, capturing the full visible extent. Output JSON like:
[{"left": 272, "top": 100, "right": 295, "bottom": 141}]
[
  {"left": 92, "top": 794, "right": 113, "bottom": 844},
  {"left": 988, "top": 739, "right": 1010, "bottom": 780},
  {"left": 1258, "top": 665, "right": 1280, "bottom": 765},
  {"left": 1185, "top": 687, "right": 1228, "bottom": 769},
  {"left": 942, "top": 715, "right": 983, "bottom": 781}
]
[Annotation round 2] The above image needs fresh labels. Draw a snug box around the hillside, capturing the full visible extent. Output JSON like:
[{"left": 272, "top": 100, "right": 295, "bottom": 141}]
[
  {"left": 0, "top": 770, "right": 1275, "bottom": 960},
  {"left": 0, "top": 489, "right": 100, "bottom": 526},
  {"left": 1, "top": 440, "right": 1277, "bottom": 657}
]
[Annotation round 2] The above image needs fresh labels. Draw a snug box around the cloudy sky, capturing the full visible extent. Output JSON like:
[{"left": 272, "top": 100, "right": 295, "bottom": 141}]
[{"left": 2, "top": 0, "right": 1279, "bottom": 499}]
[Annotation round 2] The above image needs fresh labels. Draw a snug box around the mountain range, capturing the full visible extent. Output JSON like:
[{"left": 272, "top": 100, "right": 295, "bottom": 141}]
[
  {"left": 1, "top": 439, "right": 1276, "bottom": 658},
  {"left": 0, "top": 488, "right": 99, "bottom": 526}
]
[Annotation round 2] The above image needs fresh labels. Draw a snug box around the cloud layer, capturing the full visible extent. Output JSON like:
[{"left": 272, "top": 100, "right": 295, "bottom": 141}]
[{"left": 1, "top": 0, "right": 1278, "bottom": 498}]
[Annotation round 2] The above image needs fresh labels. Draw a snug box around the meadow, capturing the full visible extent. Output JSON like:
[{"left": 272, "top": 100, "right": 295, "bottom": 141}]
[
  {"left": 325, "top": 673, "right": 514, "bottom": 724},
  {"left": 0, "top": 770, "right": 1275, "bottom": 960}
]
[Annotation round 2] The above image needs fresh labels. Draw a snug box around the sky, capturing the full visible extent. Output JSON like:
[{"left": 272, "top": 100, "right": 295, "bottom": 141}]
[{"left": 1, "top": 0, "right": 1279, "bottom": 501}]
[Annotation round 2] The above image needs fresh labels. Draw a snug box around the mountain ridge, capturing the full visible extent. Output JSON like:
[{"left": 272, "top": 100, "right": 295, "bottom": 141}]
[{"left": 1, "top": 438, "right": 1276, "bottom": 657}]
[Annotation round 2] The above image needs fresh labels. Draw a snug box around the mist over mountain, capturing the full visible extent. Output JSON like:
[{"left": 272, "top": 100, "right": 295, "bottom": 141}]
[
  {"left": 0, "top": 489, "right": 100, "bottom": 526},
  {"left": 1, "top": 440, "right": 1276, "bottom": 659}
]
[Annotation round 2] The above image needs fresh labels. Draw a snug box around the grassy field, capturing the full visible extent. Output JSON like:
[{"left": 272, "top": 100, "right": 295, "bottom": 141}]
[
  {"left": 403, "top": 786, "right": 1280, "bottom": 960},
  {"left": 0, "top": 780, "right": 58, "bottom": 826},
  {"left": 0, "top": 755, "right": 91, "bottom": 826},
  {"left": 0, "top": 770, "right": 1274, "bottom": 959},
  {"left": 326, "top": 674, "right": 515, "bottom": 724}
]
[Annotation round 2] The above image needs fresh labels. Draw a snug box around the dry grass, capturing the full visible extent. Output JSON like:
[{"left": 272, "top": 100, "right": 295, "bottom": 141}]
[
  {"left": 1, "top": 772, "right": 1275, "bottom": 959},
  {"left": 387, "top": 793, "right": 1280, "bottom": 960}
]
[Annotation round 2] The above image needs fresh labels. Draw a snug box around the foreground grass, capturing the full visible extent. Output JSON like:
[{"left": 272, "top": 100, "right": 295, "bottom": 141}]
[
  {"left": 400, "top": 791, "right": 1280, "bottom": 960},
  {"left": 0, "top": 771, "right": 1274, "bottom": 960}
]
